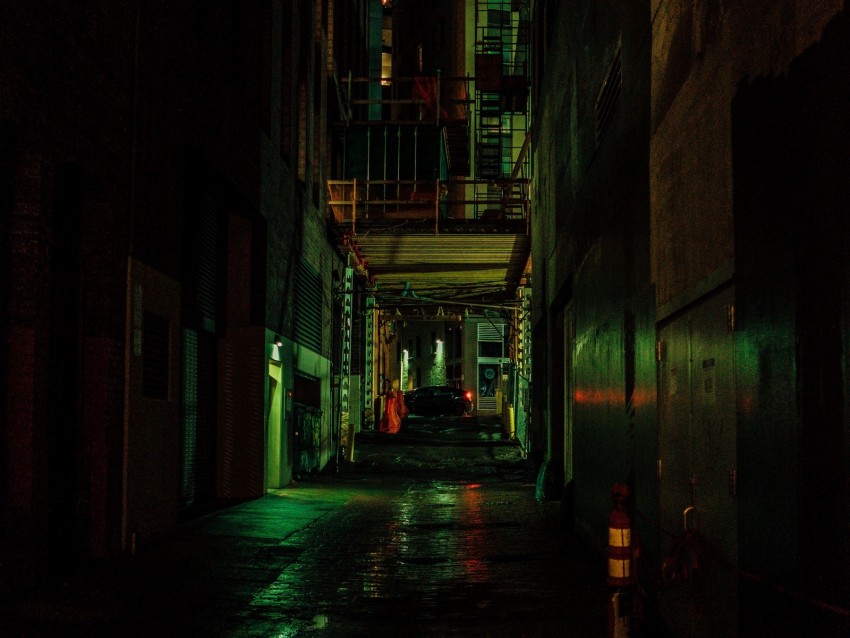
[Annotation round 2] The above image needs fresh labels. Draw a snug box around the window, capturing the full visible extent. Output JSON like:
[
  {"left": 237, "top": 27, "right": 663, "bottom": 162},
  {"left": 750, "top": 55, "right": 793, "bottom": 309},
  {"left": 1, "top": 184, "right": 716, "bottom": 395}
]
[{"left": 595, "top": 46, "right": 622, "bottom": 146}]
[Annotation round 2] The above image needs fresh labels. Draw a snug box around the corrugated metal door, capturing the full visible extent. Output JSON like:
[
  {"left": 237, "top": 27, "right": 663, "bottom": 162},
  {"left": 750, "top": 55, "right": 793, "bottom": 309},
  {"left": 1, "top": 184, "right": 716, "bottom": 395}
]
[
  {"left": 180, "top": 328, "right": 218, "bottom": 510},
  {"left": 295, "top": 259, "right": 322, "bottom": 354},
  {"left": 658, "top": 286, "right": 737, "bottom": 637},
  {"left": 180, "top": 328, "right": 199, "bottom": 509},
  {"left": 180, "top": 189, "right": 221, "bottom": 510}
]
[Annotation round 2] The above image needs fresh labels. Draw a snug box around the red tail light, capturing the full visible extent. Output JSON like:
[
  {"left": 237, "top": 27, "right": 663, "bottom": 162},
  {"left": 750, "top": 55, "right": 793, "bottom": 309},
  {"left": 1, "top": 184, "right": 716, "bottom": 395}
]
[{"left": 465, "top": 391, "right": 473, "bottom": 401}]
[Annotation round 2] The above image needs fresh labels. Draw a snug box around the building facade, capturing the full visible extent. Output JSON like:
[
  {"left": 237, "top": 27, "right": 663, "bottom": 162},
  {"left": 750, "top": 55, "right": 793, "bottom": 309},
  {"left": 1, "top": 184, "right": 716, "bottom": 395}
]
[
  {"left": 530, "top": 0, "right": 850, "bottom": 635},
  {"left": 0, "top": 0, "right": 371, "bottom": 587}
]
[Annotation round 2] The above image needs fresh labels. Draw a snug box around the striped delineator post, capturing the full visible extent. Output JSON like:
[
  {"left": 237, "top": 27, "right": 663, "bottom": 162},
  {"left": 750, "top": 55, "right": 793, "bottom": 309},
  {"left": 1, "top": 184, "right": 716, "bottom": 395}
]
[{"left": 607, "top": 483, "right": 633, "bottom": 638}]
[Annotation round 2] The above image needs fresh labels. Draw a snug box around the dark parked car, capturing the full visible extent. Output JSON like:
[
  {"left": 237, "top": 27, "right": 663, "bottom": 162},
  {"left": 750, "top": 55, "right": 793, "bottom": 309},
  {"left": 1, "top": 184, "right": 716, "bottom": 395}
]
[{"left": 403, "top": 385, "right": 474, "bottom": 417}]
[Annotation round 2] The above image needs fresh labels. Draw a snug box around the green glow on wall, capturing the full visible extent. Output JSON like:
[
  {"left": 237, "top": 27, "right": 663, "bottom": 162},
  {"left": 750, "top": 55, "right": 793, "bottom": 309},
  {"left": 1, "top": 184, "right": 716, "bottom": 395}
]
[{"left": 430, "top": 339, "right": 446, "bottom": 385}]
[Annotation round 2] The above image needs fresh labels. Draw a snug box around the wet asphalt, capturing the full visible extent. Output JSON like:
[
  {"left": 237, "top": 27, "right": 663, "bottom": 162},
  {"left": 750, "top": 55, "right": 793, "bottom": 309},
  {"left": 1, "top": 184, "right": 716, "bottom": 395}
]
[{"left": 1, "top": 415, "right": 608, "bottom": 637}]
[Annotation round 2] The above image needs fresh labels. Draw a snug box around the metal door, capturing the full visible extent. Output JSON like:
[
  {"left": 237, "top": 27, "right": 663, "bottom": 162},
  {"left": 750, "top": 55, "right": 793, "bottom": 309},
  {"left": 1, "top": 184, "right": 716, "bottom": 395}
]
[
  {"left": 477, "top": 362, "right": 500, "bottom": 411},
  {"left": 658, "top": 286, "right": 738, "bottom": 637}
]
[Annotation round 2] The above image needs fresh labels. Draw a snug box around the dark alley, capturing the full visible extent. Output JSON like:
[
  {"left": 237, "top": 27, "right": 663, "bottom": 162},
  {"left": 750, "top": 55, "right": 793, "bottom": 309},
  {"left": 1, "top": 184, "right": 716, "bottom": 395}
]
[
  {"left": 2, "top": 416, "right": 608, "bottom": 637},
  {"left": 4, "top": 2, "right": 850, "bottom": 636}
]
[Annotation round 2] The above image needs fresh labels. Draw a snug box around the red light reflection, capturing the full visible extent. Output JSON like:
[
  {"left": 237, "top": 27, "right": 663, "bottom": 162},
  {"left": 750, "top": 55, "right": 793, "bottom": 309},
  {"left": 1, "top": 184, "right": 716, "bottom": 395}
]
[{"left": 574, "top": 387, "right": 653, "bottom": 408}]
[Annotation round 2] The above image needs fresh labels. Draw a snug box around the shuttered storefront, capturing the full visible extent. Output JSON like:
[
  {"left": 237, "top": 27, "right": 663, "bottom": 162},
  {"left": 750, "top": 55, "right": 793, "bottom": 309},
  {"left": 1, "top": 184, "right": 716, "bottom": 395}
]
[
  {"left": 180, "top": 328, "right": 218, "bottom": 509},
  {"left": 180, "top": 192, "right": 222, "bottom": 510}
]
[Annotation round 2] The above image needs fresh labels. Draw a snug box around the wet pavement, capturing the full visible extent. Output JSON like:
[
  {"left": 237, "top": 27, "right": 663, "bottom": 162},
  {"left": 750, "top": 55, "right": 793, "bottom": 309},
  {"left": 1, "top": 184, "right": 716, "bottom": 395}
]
[{"left": 1, "top": 415, "right": 609, "bottom": 637}]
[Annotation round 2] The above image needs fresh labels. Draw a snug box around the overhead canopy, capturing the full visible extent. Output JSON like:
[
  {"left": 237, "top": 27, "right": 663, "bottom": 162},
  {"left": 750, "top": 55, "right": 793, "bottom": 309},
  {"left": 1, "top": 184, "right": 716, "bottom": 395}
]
[
  {"left": 328, "top": 172, "right": 531, "bottom": 307},
  {"left": 341, "top": 228, "right": 530, "bottom": 305}
]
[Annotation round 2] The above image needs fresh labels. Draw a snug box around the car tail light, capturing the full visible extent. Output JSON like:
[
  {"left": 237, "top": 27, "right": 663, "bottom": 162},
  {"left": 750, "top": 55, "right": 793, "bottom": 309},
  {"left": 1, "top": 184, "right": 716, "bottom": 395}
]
[{"left": 465, "top": 391, "right": 473, "bottom": 401}]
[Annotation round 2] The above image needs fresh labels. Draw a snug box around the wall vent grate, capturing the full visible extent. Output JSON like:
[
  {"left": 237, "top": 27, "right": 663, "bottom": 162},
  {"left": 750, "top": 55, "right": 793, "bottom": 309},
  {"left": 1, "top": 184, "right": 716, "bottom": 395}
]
[{"left": 595, "top": 47, "right": 622, "bottom": 146}]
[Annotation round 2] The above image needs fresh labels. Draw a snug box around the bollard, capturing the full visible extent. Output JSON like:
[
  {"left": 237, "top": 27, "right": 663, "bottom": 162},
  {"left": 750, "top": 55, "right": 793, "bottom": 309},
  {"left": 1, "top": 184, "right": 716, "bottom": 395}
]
[{"left": 607, "top": 483, "right": 633, "bottom": 638}]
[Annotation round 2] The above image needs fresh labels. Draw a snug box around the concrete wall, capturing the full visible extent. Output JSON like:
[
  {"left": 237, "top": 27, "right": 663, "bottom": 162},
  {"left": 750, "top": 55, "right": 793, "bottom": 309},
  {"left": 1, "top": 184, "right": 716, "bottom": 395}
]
[
  {"left": 651, "top": 2, "right": 848, "bottom": 635},
  {"left": 533, "top": 0, "right": 850, "bottom": 634},
  {"left": 730, "top": 9, "right": 850, "bottom": 635},
  {"left": 650, "top": 0, "right": 843, "bottom": 313},
  {"left": 530, "top": 0, "right": 655, "bottom": 550}
]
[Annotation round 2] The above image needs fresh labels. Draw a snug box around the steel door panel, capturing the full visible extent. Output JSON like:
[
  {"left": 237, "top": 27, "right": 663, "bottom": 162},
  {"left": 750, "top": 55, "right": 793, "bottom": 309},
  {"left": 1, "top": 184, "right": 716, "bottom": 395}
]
[
  {"left": 657, "top": 286, "right": 738, "bottom": 637},
  {"left": 658, "top": 314, "right": 692, "bottom": 543}
]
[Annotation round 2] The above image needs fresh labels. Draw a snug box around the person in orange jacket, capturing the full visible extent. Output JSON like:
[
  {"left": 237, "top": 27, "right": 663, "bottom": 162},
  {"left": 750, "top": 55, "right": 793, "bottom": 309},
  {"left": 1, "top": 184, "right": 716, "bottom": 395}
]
[{"left": 379, "top": 378, "right": 408, "bottom": 434}]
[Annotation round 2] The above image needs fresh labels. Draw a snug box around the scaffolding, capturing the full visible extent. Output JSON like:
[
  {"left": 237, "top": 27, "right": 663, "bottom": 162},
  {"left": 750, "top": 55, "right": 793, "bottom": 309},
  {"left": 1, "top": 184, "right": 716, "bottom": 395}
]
[
  {"left": 327, "top": 1, "right": 530, "bottom": 224},
  {"left": 326, "top": 177, "right": 530, "bottom": 229},
  {"left": 338, "top": 74, "right": 471, "bottom": 179}
]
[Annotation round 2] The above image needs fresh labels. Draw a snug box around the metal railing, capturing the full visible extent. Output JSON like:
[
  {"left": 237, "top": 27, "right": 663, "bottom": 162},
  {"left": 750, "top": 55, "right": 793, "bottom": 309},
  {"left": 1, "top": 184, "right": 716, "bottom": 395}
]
[
  {"left": 327, "top": 177, "right": 529, "bottom": 233},
  {"left": 340, "top": 74, "right": 471, "bottom": 125}
]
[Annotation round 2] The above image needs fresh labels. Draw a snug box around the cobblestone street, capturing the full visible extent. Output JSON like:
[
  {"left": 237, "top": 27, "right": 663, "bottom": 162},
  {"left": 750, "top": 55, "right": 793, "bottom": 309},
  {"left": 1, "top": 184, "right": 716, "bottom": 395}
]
[{"left": 1, "top": 416, "right": 608, "bottom": 637}]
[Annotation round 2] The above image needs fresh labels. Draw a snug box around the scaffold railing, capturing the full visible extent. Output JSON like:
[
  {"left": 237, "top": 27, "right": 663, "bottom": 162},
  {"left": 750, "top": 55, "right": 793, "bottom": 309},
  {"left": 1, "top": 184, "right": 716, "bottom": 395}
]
[
  {"left": 327, "top": 177, "right": 529, "bottom": 227},
  {"left": 340, "top": 74, "right": 471, "bottom": 124}
]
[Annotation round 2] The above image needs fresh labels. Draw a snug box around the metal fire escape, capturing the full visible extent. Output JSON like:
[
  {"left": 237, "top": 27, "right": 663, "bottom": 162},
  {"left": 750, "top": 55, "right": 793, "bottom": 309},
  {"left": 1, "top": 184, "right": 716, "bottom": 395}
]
[
  {"left": 474, "top": 1, "right": 530, "bottom": 181},
  {"left": 474, "top": 0, "right": 530, "bottom": 227},
  {"left": 326, "top": 0, "right": 531, "bottom": 306}
]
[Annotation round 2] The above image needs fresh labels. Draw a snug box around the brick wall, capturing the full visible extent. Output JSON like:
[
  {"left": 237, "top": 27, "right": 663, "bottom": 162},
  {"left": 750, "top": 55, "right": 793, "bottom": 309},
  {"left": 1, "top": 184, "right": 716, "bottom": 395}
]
[
  {"left": 1, "top": 0, "right": 356, "bottom": 577},
  {"left": 3, "top": 151, "right": 52, "bottom": 586}
]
